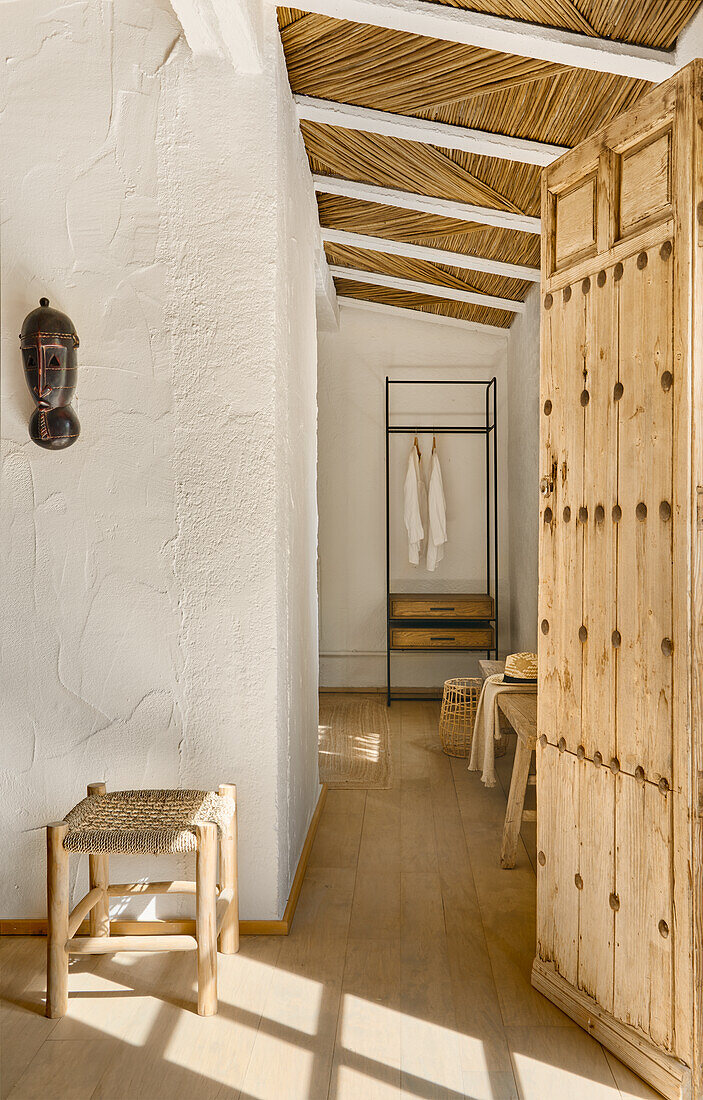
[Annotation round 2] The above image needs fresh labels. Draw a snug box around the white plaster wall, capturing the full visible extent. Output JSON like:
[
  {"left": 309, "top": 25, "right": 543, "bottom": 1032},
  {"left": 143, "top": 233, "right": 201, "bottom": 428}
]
[
  {"left": 1, "top": 0, "right": 320, "bottom": 920},
  {"left": 318, "top": 306, "right": 509, "bottom": 690},
  {"left": 506, "top": 285, "right": 540, "bottom": 653},
  {"left": 274, "top": 48, "right": 321, "bottom": 897}
]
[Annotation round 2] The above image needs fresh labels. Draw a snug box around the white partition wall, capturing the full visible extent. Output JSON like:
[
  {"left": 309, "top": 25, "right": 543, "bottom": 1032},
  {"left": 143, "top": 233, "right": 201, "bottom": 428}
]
[{"left": 0, "top": 0, "right": 321, "bottom": 922}]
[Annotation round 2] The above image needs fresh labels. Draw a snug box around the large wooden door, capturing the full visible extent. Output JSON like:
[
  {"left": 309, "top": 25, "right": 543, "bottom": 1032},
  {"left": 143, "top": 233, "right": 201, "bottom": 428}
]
[{"left": 534, "top": 62, "right": 703, "bottom": 1100}]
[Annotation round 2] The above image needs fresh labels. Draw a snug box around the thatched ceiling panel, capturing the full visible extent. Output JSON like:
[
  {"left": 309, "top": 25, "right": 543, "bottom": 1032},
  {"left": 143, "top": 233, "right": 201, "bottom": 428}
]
[
  {"left": 439, "top": 70, "right": 650, "bottom": 144},
  {"left": 325, "top": 242, "right": 531, "bottom": 299},
  {"left": 279, "top": 13, "right": 653, "bottom": 145},
  {"left": 334, "top": 277, "right": 515, "bottom": 326},
  {"left": 278, "top": 3, "right": 701, "bottom": 49},
  {"left": 398, "top": 0, "right": 703, "bottom": 49},
  {"left": 279, "top": 3, "right": 702, "bottom": 327},
  {"left": 301, "top": 121, "right": 540, "bottom": 213},
  {"left": 281, "top": 15, "right": 568, "bottom": 113},
  {"left": 317, "top": 194, "right": 541, "bottom": 265}
]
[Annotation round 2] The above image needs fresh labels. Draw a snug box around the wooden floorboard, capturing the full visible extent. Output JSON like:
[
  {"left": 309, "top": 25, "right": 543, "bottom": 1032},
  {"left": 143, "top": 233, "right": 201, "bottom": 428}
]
[{"left": 0, "top": 697, "right": 662, "bottom": 1100}]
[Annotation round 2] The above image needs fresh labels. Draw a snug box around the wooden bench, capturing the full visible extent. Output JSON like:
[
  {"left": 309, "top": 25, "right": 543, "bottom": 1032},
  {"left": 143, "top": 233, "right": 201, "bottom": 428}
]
[
  {"left": 478, "top": 660, "right": 538, "bottom": 870},
  {"left": 496, "top": 694, "right": 537, "bottom": 869}
]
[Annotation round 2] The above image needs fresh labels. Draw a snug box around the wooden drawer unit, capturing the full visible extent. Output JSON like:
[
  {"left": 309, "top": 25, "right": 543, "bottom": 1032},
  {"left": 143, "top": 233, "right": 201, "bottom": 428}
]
[
  {"left": 390, "top": 626, "right": 494, "bottom": 650},
  {"left": 389, "top": 593, "right": 494, "bottom": 620}
]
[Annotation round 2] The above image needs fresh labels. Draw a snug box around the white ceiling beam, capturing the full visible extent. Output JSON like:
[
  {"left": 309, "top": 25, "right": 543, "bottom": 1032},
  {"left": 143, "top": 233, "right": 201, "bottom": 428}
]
[
  {"left": 338, "top": 296, "right": 509, "bottom": 336},
  {"left": 315, "top": 248, "right": 340, "bottom": 330},
  {"left": 275, "top": 0, "right": 677, "bottom": 81},
  {"left": 322, "top": 226, "right": 540, "bottom": 282},
  {"left": 170, "top": 0, "right": 262, "bottom": 73},
  {"left": 314, "top": 175, "right": 541, "bottom": 233},
  {"left": 673, "top": 6, "right": 703, "bottom": 72},
  {"left": 296, "top": 95, "right": 568, "bottom": 167},
  {"left": 330, "top": 264, "right": 525, "bottom": 311}
]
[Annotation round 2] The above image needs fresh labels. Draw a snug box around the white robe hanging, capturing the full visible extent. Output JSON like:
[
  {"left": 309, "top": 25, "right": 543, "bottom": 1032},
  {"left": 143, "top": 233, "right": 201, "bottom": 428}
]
[
  {"left": 403, "top": 448, "right": 424, "bottom": 565},
  {"left": 418, "top": 454, "right": 428, "bottom": 549},
  {"left": 426, "top": 450, "right": 447, "bottom": 571}
]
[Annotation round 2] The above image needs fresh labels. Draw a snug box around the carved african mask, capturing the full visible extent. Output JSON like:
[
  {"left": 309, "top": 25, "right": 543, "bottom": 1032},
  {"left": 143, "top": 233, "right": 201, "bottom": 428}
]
[{"left": 20, "top": 297, "right": 80, "bottom": 449}]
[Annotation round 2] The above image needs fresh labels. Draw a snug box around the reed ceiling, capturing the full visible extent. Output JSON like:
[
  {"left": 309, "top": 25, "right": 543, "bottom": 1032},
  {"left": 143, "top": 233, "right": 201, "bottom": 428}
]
[
  {"left": 413, "top": 1, "right": 699, "bottom": 48},
  {"left": 279, "top": 2, "right": 702, "bottom": 49},
  {"left": 303, "top": 122, "right": 542, "bottom": 213},
  {"left": 279, "top": 13, "right": 651, "bottom": 141},
  {"left": 334, "top": 278, "right": 516, "bottom": 327},
  {"left": 278, "top": 2, "right": 702, "bottom": 328},
  {"left": 316, "top": 195, "right": 542, "bottom": 265},
  {"left": 325, "top": 242, "right": 532, "bottom": 300}
]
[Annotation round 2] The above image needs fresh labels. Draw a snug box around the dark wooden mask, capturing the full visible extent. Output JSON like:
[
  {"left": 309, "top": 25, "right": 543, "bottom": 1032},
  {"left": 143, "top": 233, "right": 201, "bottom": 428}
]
[{"left": 20, "top": 298, "right": 80, "bottom": 450}]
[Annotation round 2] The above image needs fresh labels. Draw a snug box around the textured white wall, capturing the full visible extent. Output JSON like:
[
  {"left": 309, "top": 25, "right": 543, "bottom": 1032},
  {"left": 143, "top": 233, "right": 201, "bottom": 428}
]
[
  {"left": 274, "top": 50, "right": 322, "bottom": 897},
  {"left": 317, "top": 306, "right": 509, "bottom": 690},
  {"left": 506, "top": 285, "right": 540, "bottom": 653},
  {"left": 0, "top": 0, "right": 320, "bottom": 920}
]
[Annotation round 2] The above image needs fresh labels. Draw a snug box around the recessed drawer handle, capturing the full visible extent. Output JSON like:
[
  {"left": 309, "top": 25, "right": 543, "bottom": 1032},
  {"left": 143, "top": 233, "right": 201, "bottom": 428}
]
[
  {"left": 431, "top": 636, "right": 454, "bottom": 641},
  {"left": 430, "top": 606, "right": 455, "bottom": 611}
]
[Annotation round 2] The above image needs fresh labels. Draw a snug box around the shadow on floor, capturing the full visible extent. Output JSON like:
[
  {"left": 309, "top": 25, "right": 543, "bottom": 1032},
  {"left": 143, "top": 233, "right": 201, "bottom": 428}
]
[{"left": 0, "top": 700, "right": 662, "bottom": 1100}]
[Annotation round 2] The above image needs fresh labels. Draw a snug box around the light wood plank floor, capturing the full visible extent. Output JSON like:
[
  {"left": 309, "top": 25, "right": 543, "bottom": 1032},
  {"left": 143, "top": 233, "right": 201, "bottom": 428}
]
[{"left": 1, "top": 698, "right": 663, "bottom": 1099}]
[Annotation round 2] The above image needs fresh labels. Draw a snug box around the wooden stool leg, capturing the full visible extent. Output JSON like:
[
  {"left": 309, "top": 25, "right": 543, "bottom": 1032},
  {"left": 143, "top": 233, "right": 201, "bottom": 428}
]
[
  {"left": 46, "top": 821, "right": 69, "bottom": 1018},
  {"left": 218, "top": 783, "right": 239, "bottom": 954},
  {"left": 87, "top": 783, "right": 110, "bottom": 937},
  {"left": 196, "top": 822, "right": 218, "bottom": 1016},
  {"left": 501, "top": 737, "right": 533, "bottom": 870}
]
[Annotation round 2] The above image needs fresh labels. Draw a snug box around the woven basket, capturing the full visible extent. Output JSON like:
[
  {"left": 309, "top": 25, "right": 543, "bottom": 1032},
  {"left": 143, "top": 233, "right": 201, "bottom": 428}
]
[{"left": 439, "top": 677, "right": 482, "bottom": 758}]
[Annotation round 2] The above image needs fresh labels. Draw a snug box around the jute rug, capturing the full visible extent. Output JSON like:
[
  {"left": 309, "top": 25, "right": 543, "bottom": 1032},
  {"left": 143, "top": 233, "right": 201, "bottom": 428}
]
[{"left": 318, "top": 698, "right": 393, "bottom": 789}]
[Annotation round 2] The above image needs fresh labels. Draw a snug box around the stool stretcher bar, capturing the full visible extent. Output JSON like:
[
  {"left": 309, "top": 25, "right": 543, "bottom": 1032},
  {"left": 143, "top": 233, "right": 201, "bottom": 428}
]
[
  {"left": 69, "top": 934, "right": 197, "bottom": 954},
  {"left": 216, "top": 887, "right": 235, "bottom": 937},
  {"left": 67, "top": 886, "right": 102, "bottom": 939},
  {"left": 107, "top": 880, "right": 210, "bottom": 896}
]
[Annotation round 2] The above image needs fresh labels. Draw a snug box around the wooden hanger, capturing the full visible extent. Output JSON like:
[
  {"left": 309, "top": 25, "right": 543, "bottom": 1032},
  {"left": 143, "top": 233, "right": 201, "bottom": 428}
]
[
  {"left": 414, "top": 434, "right": 421, "bottom": 460},
  {"left": 432, "top": 433, "right": 437, "bottom": 454}
]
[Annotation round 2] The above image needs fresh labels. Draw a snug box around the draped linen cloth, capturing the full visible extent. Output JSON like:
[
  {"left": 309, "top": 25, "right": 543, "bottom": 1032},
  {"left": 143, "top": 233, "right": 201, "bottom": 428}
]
[
  {"left": 403, "top": 448, "right": 425, "bottom": 564},
  {"left": 426, "top": 450, "right": 447, "bottom": 572},
  {"left": 468, "top": 674, "right": 538, "bottom": 787}
]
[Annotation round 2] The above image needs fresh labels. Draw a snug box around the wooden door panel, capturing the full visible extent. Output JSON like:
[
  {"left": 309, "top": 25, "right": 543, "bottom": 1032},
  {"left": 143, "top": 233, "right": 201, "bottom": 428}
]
[
  {"left": 539, "top": 290, "right": 585, "bottom": 753},
  {"left": 616, "top": 249, "right": 674, "bottom": 783},
  {"left": 614, "top": 776, "right": 674, "bottom": 1051},
  {"left": 554, "top": 175, "right": 597, "bottom": 270},
  {"left": 619, "top": 129, "right": 673, "bottom": 238},
  {"left": 577, "top": 762, "right": 616, "bottom": 1010},
  {"left": 581, "top": 270, "right": 618, "bottom": 762},
  {"left": 536, "top": 745, "right": 579, "bottom": 984}
]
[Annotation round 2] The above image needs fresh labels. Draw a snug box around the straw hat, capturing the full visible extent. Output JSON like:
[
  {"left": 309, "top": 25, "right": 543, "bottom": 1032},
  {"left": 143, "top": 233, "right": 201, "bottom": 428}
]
[{"left": 499, "top": 652, "right": 538, "bottom": 684}]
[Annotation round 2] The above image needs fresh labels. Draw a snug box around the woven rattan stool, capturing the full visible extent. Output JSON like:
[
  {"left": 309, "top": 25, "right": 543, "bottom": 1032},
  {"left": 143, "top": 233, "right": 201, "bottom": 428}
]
[{"left": 46, "top": 783, "right": 239, "bottom": 1019}]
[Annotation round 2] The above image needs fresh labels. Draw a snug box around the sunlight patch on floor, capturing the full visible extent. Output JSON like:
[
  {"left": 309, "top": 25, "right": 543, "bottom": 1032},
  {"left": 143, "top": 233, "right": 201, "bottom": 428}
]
[
  {"left": 511, "top": 1050, "right": 621, "bottom": 1100},
  {"left": 250, "top": 965, "right": 324, "bottom": 1035},
  {"left": 58, "top": 966, "right": 161, "bottom": 1043},
  {"left": 340, "top": 992, "right": 491, "bottom": 1096},
  {"left": 339, "top": 993, "right": 402, "bottom": 1071},
  {"left": 333, "top": 1063, "right": 401, "bottom": 1099},
  {"left": 319, "top": 734, "right": 383, "bottom": 764},
  {"left": 400, "top": 1012, "right": 468, "bottom": 1095}
]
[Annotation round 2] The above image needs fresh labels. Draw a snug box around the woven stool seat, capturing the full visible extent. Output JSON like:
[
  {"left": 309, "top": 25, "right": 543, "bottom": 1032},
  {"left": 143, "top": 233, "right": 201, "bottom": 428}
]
[{"left": 63, "top": 788, "right": 236, "bottom": 856}]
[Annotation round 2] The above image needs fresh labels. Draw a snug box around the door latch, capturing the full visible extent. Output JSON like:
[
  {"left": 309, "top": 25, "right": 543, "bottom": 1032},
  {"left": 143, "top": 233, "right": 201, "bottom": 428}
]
[{"left": 540, "top": 459, "right": 558, "bottom": 497}]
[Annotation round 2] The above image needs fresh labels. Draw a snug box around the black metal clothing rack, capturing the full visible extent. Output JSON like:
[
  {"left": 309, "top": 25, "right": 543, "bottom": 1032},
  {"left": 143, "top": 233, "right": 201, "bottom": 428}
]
[{"left": 385, "top": 377, "right": 498, "bottom": 704}]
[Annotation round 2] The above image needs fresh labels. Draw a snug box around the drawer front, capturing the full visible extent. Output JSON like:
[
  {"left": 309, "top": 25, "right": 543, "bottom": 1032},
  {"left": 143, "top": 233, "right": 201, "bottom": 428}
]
[
  {"left": 389, "top": 594, "right": 493, "bottom": 620},
  {"left": 390, "top": 627, "right": 494, "bottom": 650}
]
